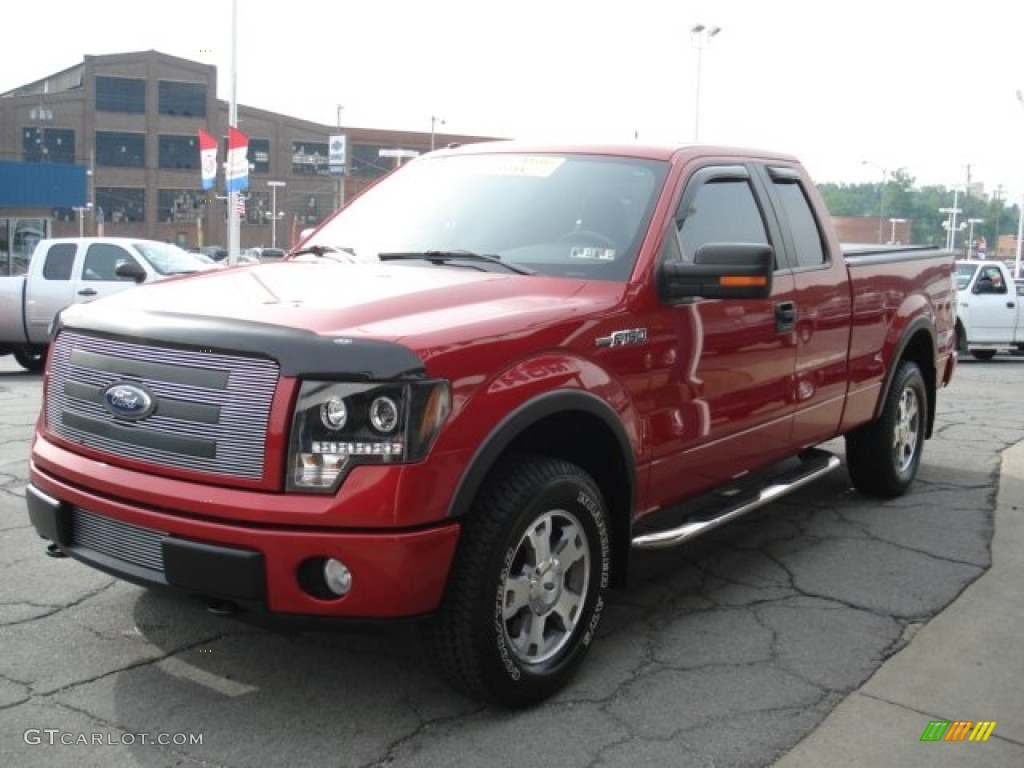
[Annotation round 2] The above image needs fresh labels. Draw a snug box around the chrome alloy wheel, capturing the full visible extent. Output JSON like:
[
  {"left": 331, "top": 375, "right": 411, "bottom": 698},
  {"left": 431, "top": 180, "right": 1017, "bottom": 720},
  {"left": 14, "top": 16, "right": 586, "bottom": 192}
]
[
  {"left": 501, "top": 509, "right": 591, "bottom": 665},
  {"left": 893, "top": 385, "right": 920, "bottom": 474}
]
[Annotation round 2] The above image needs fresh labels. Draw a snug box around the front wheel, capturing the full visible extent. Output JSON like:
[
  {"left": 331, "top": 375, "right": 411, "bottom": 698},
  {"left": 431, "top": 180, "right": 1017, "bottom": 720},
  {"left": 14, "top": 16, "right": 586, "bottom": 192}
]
[
  {"left": 971, "top": 350, "right": 997, "bottom": 361},
  {"left": 426, "top": 456, "right": 611, "bottom": 707},
  {"left": 845, "top": 360, "right": 927, "bottom": 497}
]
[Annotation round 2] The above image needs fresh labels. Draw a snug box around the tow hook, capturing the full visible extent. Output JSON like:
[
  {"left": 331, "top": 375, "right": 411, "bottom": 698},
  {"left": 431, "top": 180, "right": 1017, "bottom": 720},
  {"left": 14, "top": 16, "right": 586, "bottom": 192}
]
[{"left": 45, "top": 542, "right": 67, "bottom": 558}]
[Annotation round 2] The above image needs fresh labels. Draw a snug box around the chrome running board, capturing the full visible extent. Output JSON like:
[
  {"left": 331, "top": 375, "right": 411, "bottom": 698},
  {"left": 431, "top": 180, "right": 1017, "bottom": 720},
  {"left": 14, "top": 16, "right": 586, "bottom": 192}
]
[{"left": 631, "top": 448, "right": 841, "bottom": 550}]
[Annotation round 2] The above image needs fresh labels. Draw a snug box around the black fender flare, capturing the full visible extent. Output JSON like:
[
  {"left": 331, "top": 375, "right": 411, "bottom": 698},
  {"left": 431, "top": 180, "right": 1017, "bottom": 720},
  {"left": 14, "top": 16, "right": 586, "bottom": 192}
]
[
  {"left": 876, "top": 314, "right": 937, "bottom": 438},
  {"left": 447, "top": 389, "right": 637, "bottom": 521}
]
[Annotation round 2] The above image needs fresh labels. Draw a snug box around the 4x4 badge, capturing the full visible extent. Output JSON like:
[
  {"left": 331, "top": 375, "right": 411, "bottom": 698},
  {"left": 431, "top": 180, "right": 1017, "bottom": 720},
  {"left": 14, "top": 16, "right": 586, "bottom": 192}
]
[{"left": 595, "top": 328, "right": 648, "bottom": 348}]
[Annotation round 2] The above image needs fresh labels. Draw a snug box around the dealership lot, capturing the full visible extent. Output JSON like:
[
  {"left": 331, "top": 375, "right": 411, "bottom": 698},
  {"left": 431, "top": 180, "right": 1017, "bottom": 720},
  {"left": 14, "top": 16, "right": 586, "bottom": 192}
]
[{"left": 1, "top": 354, "right": 1022, "bottom": 767}]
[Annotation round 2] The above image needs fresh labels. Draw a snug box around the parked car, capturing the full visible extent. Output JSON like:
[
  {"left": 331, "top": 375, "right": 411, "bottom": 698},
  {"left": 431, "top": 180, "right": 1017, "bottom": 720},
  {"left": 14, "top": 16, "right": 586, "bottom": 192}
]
[
  {"left": 201, "top": 245, "right": 228, "bottom": 262},
  {"left": 0, "top": 237, "right": 212, "bottom": 371},
  {"left": 241, "top": 247, "right": 287, "bottom": 262}
]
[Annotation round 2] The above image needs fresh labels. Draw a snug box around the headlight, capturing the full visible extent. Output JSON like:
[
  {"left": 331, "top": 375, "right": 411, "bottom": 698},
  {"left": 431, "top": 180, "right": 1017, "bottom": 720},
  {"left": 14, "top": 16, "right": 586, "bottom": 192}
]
[{"left": 288, "top": 379, "right": 451, "bottom": 492}]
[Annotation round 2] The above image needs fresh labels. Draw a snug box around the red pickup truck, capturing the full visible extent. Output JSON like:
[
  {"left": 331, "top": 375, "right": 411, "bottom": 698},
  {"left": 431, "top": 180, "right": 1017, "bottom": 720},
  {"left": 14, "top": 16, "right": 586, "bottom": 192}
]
[{"left": 26, "top": 142, "right": 956, "bottom": 706}]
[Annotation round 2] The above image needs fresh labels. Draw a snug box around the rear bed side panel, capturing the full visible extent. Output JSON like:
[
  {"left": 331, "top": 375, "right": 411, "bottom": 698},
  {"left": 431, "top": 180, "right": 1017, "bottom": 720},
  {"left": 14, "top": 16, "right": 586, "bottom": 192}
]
[
  {"left": 0, "top": 276, "right": 29, "bottom": 346},
  {"left": 840, "top": 250, "right": 955, "bottom": 433}
]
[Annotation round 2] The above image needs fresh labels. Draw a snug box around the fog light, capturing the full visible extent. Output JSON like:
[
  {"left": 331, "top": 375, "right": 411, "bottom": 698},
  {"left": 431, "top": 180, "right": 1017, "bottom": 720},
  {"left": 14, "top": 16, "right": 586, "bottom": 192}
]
[{"left": 323, "top": 558, "right": 352, "bottom": 596}]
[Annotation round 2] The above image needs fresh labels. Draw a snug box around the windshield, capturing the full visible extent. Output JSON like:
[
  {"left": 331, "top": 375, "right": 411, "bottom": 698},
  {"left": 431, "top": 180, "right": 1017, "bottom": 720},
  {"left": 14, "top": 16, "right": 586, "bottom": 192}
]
[
  {"left": 134, "top": 241, "right": 215, "bottom": 275},
  {"left": 304, "top": 152, "right": 669, "bottom": 281},
  {"left": 955, "top": 263, "right": 977, "bottom": 291}
]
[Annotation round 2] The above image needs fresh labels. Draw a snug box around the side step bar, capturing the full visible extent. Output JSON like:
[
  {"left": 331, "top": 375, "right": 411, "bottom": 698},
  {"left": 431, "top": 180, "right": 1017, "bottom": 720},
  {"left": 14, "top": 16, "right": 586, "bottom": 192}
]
[{"left": 631, "top": 448, "right": 841, "bottom": 550}]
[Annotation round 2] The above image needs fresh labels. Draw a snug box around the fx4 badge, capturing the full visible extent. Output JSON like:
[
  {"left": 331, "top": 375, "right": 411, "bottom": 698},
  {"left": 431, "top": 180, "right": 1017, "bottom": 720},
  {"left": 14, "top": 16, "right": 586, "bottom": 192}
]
[{"left": 595, "top": 328, "right": 648, "bottom": 348}]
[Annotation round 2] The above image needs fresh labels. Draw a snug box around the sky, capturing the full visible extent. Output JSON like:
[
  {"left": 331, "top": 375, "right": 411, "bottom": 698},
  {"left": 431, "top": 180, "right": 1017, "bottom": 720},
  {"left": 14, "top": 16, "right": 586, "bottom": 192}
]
[{"left": 4, "top": 0, "right": 1024, "bottom": 199}]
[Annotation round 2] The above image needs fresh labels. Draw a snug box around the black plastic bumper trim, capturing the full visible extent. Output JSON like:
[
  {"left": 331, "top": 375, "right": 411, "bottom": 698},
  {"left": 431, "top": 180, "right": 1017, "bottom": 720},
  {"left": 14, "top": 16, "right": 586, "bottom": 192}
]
[{"left": 163, "top": 538, "right": 266, "bottom": 602}]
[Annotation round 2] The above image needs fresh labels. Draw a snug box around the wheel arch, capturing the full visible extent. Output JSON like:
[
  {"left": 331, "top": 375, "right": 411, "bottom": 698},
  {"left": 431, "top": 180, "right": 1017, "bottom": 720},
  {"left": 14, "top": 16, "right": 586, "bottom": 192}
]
[
  {"left": 448, "top": 390, "right": 636, "bottom": 587},
  {"left": 878, "top": 317, "right": 937, "bottom": 439}
]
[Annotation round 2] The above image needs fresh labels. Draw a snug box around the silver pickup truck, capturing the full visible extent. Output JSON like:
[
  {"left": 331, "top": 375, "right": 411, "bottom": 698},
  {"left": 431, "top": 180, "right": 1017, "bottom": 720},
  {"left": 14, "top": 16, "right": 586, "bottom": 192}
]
[{"left": 1, "top": 237, "right": 214, "bottom": 371}]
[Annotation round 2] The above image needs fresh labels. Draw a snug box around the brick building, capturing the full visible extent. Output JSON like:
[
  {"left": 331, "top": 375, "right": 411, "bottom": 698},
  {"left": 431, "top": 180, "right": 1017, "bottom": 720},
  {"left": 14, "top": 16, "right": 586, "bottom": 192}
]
[{"left": 0, "top": 50, "right": 497, "bottom": 257}]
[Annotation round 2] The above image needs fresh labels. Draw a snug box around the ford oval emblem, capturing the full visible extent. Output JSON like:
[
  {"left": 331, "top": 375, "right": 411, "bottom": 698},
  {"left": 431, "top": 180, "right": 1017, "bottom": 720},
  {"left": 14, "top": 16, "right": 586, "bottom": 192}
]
[{"left": 102, "top": 382, "right": 157, "bottom": 421}]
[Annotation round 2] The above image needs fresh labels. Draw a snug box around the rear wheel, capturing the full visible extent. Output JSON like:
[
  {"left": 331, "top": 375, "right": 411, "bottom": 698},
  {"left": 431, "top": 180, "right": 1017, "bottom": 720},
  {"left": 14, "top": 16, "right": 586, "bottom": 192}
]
[
  {"left": 426, "top": 455, "right": 610, "bottom": 707},
  {"left": 13, "top": 347, "right": 45, "bottom": 372},
  {"left": 845, "top": 360, "right": 927, "bottom": 497},
  {"left": 971, "top": 350, "right": 997, "bottom": 360}
]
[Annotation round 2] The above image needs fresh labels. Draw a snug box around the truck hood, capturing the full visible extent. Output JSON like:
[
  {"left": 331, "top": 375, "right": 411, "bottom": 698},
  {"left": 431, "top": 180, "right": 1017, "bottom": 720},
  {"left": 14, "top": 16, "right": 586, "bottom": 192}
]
[{"left": 64, "top": 260, "right": 618, "bottom": 363}]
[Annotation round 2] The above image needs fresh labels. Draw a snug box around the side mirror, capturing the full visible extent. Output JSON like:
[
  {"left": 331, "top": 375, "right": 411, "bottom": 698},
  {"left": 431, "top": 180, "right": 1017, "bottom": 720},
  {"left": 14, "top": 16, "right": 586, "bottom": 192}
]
[
  {"left": 114, "top": 261, "right": 147, "bottom": 283},
  {"left": 660, "top": 243, "right": 773, "bottom": 300}
]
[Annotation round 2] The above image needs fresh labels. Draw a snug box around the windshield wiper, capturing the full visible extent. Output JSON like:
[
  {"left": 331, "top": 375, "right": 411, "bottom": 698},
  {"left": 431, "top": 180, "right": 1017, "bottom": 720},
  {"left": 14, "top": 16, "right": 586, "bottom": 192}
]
[
  {"left": 290, "top": 244, "right": 359, "bottom": 259},
  {"left": 378, "top": 250, "right": 534, "bottom": 275}
]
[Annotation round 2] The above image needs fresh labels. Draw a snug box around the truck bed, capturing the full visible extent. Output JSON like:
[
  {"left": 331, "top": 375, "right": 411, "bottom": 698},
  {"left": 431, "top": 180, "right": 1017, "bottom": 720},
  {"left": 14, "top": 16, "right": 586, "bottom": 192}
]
[{"left": 0, "top": 276, "right": 28, "bottom": 345}]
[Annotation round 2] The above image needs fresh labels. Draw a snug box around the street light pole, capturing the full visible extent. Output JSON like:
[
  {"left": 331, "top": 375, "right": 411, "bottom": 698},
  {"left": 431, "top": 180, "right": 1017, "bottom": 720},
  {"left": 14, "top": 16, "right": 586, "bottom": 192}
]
[
  {"left": 691, "top": 24, "right": 721, "bottom": 142},
  {"left": 431, "top": 115, "right": 446, "bottom": 151},
  {"left": 267, "top": 180, "right": 286, "bottom": 249},
  {"left": 888, "top": 217, "right": 907, "bottom": 244},
  {"left": 862, "top": 160, "right": 887, "bottom": 244},
  {"left": 335, "top": 105, "right": 346, "bottom": 212},
  {"left": 966, "top": 218, "right": 984, "bottom": 258},
  {"left": 1015, "top": 90, "right": 1024, "bottom": 278},
  {"left": 939, "top": 188, "right": 963, "bottom": 252}
]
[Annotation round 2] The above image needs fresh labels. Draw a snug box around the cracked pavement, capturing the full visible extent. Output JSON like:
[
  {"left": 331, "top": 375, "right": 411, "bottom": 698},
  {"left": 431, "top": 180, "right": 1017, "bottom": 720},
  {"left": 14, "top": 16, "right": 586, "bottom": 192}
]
[{"left": 1, "top": 353, "right": 1021, "bottom": 767}]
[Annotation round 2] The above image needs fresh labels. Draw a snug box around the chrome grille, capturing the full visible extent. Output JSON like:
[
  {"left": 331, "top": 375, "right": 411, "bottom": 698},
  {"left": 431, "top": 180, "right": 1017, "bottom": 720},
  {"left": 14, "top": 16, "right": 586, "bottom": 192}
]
[
  {"left": 47, "top": 332, "right": 279, "bottom": 480},
  {"left": 72, "top": 507, "right": 165, "bottom": 573}
]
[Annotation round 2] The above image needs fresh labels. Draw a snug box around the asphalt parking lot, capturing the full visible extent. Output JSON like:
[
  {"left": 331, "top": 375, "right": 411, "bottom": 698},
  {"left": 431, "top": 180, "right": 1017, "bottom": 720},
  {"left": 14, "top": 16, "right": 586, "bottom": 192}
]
[{"left": 1, "top": 353, "right": 1022, "bottom": 767}]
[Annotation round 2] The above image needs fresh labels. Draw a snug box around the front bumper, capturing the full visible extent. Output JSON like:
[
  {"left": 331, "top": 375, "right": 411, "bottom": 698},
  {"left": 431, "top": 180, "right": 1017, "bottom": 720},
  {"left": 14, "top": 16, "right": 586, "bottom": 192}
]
[{"left": 26, "top": 472, "right": 461, "bottom": 619}]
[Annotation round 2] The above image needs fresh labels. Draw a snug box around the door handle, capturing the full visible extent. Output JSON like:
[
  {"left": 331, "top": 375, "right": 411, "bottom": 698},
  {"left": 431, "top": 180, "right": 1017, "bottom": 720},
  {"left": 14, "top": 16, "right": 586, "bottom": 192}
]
[
  {"left": 775, "top": 301, "right": 796, "bottom": 333},
  {"left": 78, "top": 288, "right": 97, "bottom": 296}
]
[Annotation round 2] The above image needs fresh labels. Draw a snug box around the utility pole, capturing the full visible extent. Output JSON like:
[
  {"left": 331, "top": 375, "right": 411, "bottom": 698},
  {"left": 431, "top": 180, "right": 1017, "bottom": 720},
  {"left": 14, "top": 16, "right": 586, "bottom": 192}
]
[{"left": 963, "top": 163, "right": 972, "bottom": 255}]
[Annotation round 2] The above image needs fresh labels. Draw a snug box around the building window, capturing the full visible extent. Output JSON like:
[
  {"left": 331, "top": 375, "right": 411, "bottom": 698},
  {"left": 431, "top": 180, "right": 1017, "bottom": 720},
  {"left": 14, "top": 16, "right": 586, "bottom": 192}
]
[
  {"left": 292, "top": 141, "right": 329, "bottom": 175},
  {"left": 351, "top": 144, "right": 395, "bottom": 178},
  {"left": 250, "top": 138, "right": 270, "bottom": 174},
  {"left": 95, "top": 76, "right": 146, "bottom": 113},
  {"left": 95, "top": 188, "right": 145, "bottom": 223},
  {"left": 158, "top": 189, "right": 205, "bottom": 223},
  {"left": 158, "top": 81, "right": 206, "bottom": 117},
  {"left": 298, "top": 192, "right": 334, "bottom": 226},
  {"left": 158, "top": 134, "right": 199, "bottom": 170},
  {"left": 96, "top": 132, "right": 145, "bottom": 168},
  {"left": 21, "top": 127, "right": 75, "bottom": 164}
]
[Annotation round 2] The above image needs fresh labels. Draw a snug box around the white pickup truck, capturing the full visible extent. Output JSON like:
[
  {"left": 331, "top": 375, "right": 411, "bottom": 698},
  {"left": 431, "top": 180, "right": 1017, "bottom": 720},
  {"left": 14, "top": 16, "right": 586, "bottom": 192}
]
[
  {"left": 1, "top": 237, "right": 213, "bottom": 371},
  {"left": 955, "top": 259, "right": 1024, "bottom": 360}
]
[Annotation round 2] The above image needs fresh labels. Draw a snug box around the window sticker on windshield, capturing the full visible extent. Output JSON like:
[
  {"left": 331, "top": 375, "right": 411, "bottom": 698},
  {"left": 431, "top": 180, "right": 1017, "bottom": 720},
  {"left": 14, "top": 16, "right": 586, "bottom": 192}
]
[
  {"left": 569, "top": 247, "right": 616, "bottom": 261},
  {"left": 467, "top": 156, "right": 565, "bottom": 177}
]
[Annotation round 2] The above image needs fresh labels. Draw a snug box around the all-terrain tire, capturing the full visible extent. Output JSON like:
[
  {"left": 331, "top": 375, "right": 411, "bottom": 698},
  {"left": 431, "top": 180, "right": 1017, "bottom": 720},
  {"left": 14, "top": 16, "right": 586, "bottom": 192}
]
[
  {"left": 13, "top": 347, "right": 45, "bottom": 373},
  {"left": 845, "top": 360, "right": 927, "bottom": 497},
  {"left": 426, "top": 455, "right": 610, "bottom": 707}
]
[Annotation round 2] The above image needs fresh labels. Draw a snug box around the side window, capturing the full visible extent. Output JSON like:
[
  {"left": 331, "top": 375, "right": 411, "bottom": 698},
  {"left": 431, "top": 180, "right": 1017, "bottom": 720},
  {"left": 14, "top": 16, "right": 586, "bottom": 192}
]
[
  {"left": 772, "top": 179, "right": 827, "bottom": 268},
  {"left": 977, "top": 266, "right": 1007, "bottom": 294},
  {"left": 42, "top": 244, "right": 77, "bottom": 280},
  {"left": 82, "top": 244, "right": 138, "bottom": 282},
  {"left": 678, "top": 179, "right": 769, "bottom": 262}
]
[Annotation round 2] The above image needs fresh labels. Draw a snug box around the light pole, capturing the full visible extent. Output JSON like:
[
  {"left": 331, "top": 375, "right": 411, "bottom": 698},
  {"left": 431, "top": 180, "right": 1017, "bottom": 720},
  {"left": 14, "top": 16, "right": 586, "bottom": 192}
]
[
  {"left": 966, "top": 218, "right": 984, "bottom": 258},
  {"left": 267, "top": 181, "right": 286, "bottom": 249},
  {"left": 888, "top": 218, "right": 907, "bottom": 244},
  {"left": 1015, "top": 90, "right": 1024, "bottom": 278},
  {"left": 335, "top": 104, "right": 346, "bottom": 211},
  {"left": 939, "top": 188, "right": 963, "bottom": 252},
  {"left": 862, "top": 160, "right": 887, "bottom": 244},
  {"left": 691, "top": 24, "right": 721, "bottom": 142},
  {"left": 431, "top": 115, "right": 446, "bottom": 151}
]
